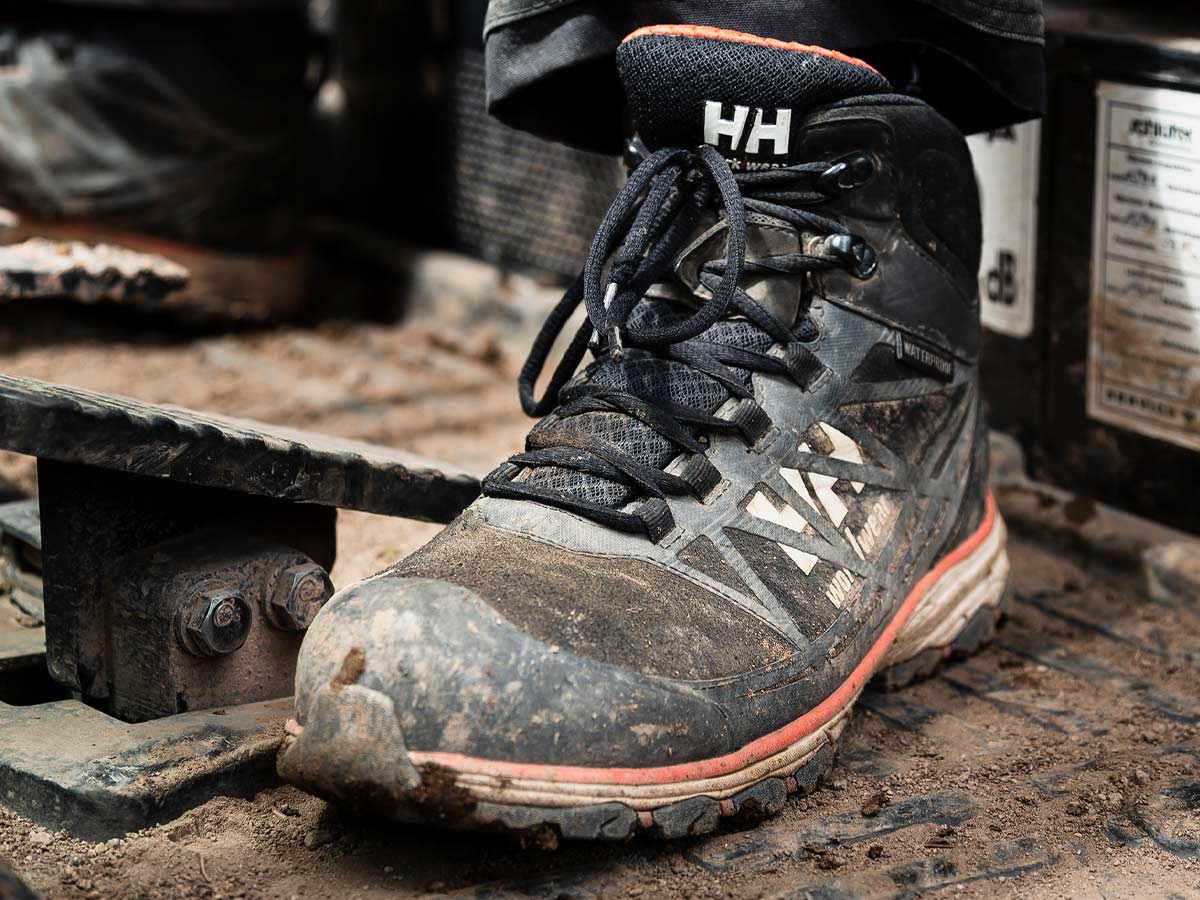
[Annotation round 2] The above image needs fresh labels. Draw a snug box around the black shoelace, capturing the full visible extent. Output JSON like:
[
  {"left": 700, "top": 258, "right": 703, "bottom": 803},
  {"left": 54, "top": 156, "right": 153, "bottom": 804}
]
[{"left": 482, "top": 143, "right": 873, "bottom": 541}]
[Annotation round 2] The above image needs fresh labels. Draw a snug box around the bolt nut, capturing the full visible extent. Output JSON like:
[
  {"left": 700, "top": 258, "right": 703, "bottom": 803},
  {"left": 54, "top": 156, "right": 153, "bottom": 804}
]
[
  {"left": 178, "top": 584, "right": 252, "bottom": 658},
  {"left": 266, "top": 562, "right": 333, "bottom": 631}
]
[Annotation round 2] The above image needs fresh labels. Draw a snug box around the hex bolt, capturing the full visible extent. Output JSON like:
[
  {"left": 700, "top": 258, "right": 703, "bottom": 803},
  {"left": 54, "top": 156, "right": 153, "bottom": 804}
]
[
  {"left": 265, "top": 562, "right": 334, "bottom": 631},
  {"left": 178, "top": 584, "right": 253, "bottom": 658}
]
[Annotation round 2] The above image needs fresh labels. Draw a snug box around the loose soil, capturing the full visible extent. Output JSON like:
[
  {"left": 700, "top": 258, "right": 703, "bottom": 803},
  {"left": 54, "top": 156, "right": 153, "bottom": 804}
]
[{"left": 0, "top": 294, "right": 1197, "bottom": 900}]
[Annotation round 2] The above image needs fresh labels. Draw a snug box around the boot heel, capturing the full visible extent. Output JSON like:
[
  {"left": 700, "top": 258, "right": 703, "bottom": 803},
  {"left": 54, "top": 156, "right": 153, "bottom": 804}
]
[
  {"left": 873, "top": 588, "right": 1010, "bottom": 691},
  {"left": 875, "top": 510, "right": 1011, "bottom": 690}
]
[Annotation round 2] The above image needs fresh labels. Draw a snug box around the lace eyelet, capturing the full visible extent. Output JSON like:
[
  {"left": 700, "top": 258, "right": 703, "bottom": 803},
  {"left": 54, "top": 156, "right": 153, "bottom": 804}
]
[
  {"left": 780, "top": 343, "right": 830, "bottom": 390},
  {"left": 676, "top": 453, "right": 722, "bottom": 502},
  {"left": 623, "top": 136, "right": 650, "bottom": 172},
  {"left": 637, "top": 497, "right": 676, "bottom": 543},
  {"left": 824, "top": 233, "right": 878, "bottom": 279},
  {"left": 794, "top": 318, "right": 822, "bottom": 345},
  {"left": 818, "top": 153, "right": 875, "bottom": 195},
  {"left": 724, "top": 399, "right": 772, "bottom": 446}
]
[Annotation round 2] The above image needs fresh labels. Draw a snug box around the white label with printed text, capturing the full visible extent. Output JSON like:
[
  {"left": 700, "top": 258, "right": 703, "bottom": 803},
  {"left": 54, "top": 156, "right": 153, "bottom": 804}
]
[
  {"left": 968, "top": 120, "right": 1041, "bottom": 339},
  {"left": 1088, "top": 82, "right": 1200, "bottom": 452}
]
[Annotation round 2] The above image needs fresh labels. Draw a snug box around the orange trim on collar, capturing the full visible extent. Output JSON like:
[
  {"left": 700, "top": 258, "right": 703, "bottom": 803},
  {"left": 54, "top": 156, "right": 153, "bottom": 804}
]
[{"left": 621, "top": 24, "right": 881, "bottom": 77}]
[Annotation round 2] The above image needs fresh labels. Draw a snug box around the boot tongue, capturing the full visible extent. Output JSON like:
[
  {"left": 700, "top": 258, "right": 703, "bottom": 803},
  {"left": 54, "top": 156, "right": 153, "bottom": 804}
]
[{"left": 617, "top": 25, "right": 890, "bottom": 170}]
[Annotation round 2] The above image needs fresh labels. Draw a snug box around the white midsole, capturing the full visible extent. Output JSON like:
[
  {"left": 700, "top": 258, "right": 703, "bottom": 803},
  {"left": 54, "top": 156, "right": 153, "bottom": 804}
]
[
  {"left": 882, "top": 512, "right": 1009, "bottom": 666},
  {"left": 417, "top": 511, "right": 1009, "bottom": 810},
  {"left": 447, "top": 708, "right": 849, "bottom": 809}
]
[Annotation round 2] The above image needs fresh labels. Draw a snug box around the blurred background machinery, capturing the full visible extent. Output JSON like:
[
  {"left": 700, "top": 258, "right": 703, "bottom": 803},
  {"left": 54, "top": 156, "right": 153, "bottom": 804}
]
[
  {"left": 974, "top": 0, "right": 1200, "bottom": 535},
  {"left": 0, "top": 0, "right": 317, "bottom": 320},
  {"left": 315, "top": 0, "right": 623, "bottom": 280}
]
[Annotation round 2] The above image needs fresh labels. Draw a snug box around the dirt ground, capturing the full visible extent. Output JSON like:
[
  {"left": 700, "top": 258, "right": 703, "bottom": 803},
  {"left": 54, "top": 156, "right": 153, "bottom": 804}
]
[{"left": 0, "top": 287, "right": 1198, "bottom": 899}]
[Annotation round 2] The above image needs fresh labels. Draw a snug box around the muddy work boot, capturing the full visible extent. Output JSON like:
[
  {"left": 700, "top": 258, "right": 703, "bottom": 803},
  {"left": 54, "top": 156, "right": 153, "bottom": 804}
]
[{"left": 279, "top": 25, "right": 1010, "bottom": 842}]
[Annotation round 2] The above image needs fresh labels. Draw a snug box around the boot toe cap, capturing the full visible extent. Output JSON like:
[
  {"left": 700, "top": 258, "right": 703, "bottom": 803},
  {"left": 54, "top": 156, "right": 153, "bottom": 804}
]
[{"left": 281, "top": 574, "right": 734, "bottom": 797}]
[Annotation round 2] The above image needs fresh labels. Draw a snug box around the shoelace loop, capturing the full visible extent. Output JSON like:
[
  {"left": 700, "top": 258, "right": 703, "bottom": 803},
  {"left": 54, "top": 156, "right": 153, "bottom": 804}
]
[{"left": 484, "top": 145, "right": 872, "bottom": 541}]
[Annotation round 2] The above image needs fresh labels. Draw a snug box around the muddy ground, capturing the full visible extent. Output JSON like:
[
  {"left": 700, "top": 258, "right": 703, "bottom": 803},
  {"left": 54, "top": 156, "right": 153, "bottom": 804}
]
[{"left": 0, "top": 283, "right": 1198, "bottom": 899}]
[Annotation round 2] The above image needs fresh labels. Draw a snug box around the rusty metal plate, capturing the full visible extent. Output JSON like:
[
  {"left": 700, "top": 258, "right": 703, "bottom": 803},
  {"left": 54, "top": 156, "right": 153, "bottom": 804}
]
[
  {"left": 0, "top": 374, "right": 480, "bottom": 522},
  {"left": 0, "top": 697, "right": 291, "bottom": 842}
]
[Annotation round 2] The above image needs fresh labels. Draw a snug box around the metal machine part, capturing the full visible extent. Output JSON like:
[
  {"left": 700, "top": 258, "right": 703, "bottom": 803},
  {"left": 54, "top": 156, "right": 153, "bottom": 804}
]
[
  {"left": 0, "top": 500, "right": 48, "bottom": 708},
  {"left": 0, "top": 373, "right": 480, "bottom": 835},
  {"left": 107, "top": 529, "right": 334, "bottom": 722},
  {"left": 0, "top": 500, "right": 42, "bottom": 622},
  {"left": 36, "top": 459, "right": 338, "bottom": 711},
  {"left": 0, "top": 374, "right": 478, "bottom": 701},
  {"left": 0, "top": 697, "right": 292, "bottom": 842}
]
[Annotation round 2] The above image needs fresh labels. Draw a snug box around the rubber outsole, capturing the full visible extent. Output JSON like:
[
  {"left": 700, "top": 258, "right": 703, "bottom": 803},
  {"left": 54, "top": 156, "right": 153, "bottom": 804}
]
[
  {"left": 280, "top": 506, "right": 1010, "bottom": 846},
  {"left": 424, "top": 595, "right": 1009, "bottom": 846}
]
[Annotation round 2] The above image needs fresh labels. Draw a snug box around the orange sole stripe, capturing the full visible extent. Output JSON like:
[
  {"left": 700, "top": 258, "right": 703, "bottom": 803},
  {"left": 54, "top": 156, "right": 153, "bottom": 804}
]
[
  {"left": 621, "top": 24, "right": 881, "bottom": 77},
  {"left": 413, "top": 492, "right": 998, "bottom": 786}
]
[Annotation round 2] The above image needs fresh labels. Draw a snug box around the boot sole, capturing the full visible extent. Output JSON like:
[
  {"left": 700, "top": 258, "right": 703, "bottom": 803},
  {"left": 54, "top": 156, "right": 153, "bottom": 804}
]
[{"left": 281, "top": 496, "right": 1009, "bottom": 844}]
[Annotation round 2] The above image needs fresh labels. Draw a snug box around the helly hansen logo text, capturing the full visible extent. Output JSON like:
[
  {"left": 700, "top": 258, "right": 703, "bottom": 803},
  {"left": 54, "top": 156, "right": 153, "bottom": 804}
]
[{"left": 703, "top": 101, "right": 792, "bottom": 156}]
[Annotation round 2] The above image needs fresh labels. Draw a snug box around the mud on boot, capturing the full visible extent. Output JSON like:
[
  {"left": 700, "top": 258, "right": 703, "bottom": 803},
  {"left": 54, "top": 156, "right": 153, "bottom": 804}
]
[{"left": 278, "top": 25, "right": 1009, "bottom": 841}]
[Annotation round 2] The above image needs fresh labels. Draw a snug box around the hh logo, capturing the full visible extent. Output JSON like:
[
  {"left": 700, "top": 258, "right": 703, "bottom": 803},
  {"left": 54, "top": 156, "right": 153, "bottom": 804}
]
[{"left": 704, "top": 101, "right": 792, "bottom": 156}]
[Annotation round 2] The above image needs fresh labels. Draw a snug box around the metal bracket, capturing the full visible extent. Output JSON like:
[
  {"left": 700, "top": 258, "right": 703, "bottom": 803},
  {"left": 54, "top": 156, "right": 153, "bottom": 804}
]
[
  {"left": 38, "top": 459, "right": 340, "bottom": 707},
  {"left": 0, "top": 374, "right": 481, "bottom": 837}
]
